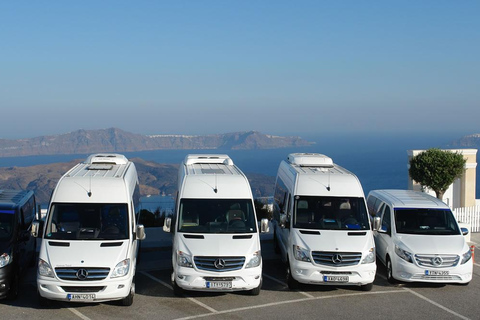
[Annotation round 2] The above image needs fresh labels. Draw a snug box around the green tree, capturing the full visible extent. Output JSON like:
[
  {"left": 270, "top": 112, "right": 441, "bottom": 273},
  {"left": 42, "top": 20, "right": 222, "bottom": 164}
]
[{"left": 409, "top": 148, "right": 466, "bottom": 200}]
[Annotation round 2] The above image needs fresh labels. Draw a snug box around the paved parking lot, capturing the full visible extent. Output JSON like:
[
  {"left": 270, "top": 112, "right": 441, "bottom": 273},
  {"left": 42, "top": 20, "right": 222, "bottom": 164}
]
[{"left": 1, "top": 233, "right": 480, "bottom": 320}]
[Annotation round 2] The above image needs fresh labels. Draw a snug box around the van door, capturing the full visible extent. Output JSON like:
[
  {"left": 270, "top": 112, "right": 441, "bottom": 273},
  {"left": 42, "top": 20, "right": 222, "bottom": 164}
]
[{"left": 375, "top": 204, "right": 392, "bottom": 265}]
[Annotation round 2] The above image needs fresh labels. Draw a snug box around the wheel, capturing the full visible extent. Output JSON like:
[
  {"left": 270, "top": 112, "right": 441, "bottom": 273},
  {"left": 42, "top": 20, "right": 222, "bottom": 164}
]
[
  {"left": 120, "top": 283, "right": 134, "bottom": 306},
  {"left": 360, "top": 282, "right": 373, "bottom": 291},
  {"left": 249, "top": 279, "right": 262, "bottom": 296},
  {"left": 386, "top": 257, "right": 397, "bottom": 284},
  {"left": 273, "top": 230, "right": 280, "bottom": 254},
  {"left": 38, "top": 291, "right": 51, "bottom": 307},
  {"left": 286, "top": 260, "right": 299, "bottom": 290},
  {"left": 172, "top": 279, "right": 184, "bottom": 297},
  {"left": 6, "top": 273, "right": 19, "bottom": 300}
]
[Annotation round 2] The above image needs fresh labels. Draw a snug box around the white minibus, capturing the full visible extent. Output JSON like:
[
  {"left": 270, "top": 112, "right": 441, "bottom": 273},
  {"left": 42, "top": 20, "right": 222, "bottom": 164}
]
[
  {"left": 32, "top": 154, "right": 145, "bottom": 306},
  {"left": 163, "top": 154, "right": 269, "bottom": 296},
  {"left": 272, "top": 153, "right": 378, "bottom": 291}
]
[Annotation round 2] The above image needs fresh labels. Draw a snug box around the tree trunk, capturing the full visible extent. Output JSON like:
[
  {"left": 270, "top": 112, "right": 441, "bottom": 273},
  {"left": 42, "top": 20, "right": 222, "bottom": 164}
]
[{"left": 435, "top": 190, "right": 444, "bottom": 200}]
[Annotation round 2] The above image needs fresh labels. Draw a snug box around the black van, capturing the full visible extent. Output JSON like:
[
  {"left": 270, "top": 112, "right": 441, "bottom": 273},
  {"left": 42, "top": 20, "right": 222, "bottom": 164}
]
[{"left": 0, "top": 189, "right": 37, "bottom": 300}]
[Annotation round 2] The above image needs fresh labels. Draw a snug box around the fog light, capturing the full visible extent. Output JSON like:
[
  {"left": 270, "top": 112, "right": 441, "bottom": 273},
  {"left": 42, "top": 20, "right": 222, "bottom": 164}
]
[
  {"left": 0, "top": 283, "right": 6, "bottom": 289},
  {"left": 177, "top": 274, "right": 184, "bottom": 280},
  {"left": 118, "top": 284, "right": 125, "bottom": 289},
  {"left": 294, "top": 269, "right": 304, "bottom": 275},
  {"left": 255, "top": 275, "right": 260, "bottom": 279}
]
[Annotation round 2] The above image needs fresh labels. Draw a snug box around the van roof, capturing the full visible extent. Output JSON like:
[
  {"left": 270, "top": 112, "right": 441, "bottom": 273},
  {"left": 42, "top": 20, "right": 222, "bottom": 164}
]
[
  {"left": 51, "top": 154, "right": 137, "bottom": 203},
  {"left": 0, "top": 189, "right": 33, "bottom": 208},
  {"left": 280, "top": 153, "right": 364, "bottom": 197},
  {"left": 368, "top": 189, "right": 449, "bottom": 209},
  {"left": 179, "top": 154, "right": 253, "bottom": 199}
]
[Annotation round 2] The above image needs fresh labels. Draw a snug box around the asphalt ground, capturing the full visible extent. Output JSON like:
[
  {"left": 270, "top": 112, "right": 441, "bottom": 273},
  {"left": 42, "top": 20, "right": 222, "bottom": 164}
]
[{"left": 1, "top": 231, "right": 479, "bottom": 320}]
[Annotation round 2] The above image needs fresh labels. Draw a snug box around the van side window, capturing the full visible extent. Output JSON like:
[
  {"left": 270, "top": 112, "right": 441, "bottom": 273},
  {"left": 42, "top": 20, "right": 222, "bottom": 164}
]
[
  {"left": 20, "top": 195, "right": 35, "bottom": 231},
  {"left": 382, "top": 206, "right": 391, "bottom": 232},
  {"left": 273, "top": 177, "right": 288, "bottom": 220}
]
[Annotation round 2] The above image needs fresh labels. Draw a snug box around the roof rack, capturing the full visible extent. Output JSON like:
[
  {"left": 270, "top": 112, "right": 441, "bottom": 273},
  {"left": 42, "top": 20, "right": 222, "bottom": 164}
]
[
  {"left": 287, "top": 153, "right": 333, "bottom": 167},
  {"left": 84, "top": 154, "right": 129, "bottom": 165},
  {"left": 184, "top": 154, "right": 234, "bottom": 166}
]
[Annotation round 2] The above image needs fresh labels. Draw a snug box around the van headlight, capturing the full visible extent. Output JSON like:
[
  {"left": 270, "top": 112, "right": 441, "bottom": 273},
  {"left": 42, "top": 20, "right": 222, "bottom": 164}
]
[
  {"left": 461, "top": 249, "right": 472, "bottom": 264},
  {"left": 177, "top": 251, "right": 193, "bottom": 268},
  {"left": 246, "top": 251, "right": 261, "bottom": 268},
  {"left": 38, "top": 259, "right": 54, "bottom": 278},
  {"left": 362, "top": 247, "right": 375, "bottom": 264},
  {"left": 293, "top": 245, "right": 311, "bottom": 262},
  {"left": 0, "top": 253, "right": 12, "bottom": 268},
  {"left": 395, "top": 245, "right": 413, "bottom": 263},
  {"left": 111, "top": 259, "right": 130, "bottom": 278}
]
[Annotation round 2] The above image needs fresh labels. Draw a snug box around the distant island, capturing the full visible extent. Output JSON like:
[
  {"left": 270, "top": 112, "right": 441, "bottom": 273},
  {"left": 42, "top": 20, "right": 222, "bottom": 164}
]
[
  {"left": 0, "top": 128, "right": 314, "bottom": 158},
  {"left": 449, "top": 133, "right": 480, "bottom": 148},
  {"left": 0, "top": 157, "right": 275, "bottom": 205}
]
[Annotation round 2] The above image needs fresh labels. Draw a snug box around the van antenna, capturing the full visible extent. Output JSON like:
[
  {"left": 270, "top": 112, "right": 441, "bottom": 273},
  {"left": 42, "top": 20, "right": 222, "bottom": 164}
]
[
  {"left": 214, "top": 174, "right": 218, "bottom": 193},
  {"left": 327, "top": 168, "right": 331, "bottom": 191}
]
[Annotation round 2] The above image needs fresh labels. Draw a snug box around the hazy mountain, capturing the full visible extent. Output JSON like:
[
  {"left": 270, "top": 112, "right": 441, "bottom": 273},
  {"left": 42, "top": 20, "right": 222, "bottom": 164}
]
[
  {"left": 0, "top": 128, "right": 314, "bottom": 158},
  {"left": 448, "top": 133, "right": 480, "bottom": 148},
  {"left": 0, "top": 157, "right": 274, "bottom": 205}
]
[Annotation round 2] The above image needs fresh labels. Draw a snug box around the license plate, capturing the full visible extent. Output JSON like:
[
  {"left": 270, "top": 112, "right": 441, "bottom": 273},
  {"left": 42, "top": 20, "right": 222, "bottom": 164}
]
[
  {"left": 206, "top": 281, "right": 232, "bottom": 289},
  {"left": 323, "top": 276, "right": 349, "bottom": 282},
  {"left": 67, "top": 293, "right": 96, "bottom": 301},
  {"left": 425, "top": 270, "right": 450, "bottom": 276}
]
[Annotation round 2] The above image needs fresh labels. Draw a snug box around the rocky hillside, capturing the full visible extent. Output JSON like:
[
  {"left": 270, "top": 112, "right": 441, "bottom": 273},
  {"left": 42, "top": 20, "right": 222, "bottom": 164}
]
[
  {"left": 0, "top": 128, "right": 313, "bottom": 157},
  {"left": 0, "top": 158, "right": 274, "bottom": 205}
]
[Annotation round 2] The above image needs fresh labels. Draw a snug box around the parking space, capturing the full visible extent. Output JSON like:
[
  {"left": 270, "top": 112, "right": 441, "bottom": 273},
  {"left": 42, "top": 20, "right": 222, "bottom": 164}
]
[{"left": 1, "top": 239, "right": 479, "bottom": 320}]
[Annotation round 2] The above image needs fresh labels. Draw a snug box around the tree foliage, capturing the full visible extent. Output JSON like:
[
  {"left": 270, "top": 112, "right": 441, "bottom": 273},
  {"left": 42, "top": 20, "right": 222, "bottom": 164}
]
[{"left": 409, "top": 148, "right": 466, "bottom": 200}]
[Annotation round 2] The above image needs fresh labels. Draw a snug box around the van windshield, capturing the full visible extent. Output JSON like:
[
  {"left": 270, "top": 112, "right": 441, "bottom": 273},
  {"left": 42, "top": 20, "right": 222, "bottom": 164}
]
[
  {"left": 0, "top": 210, "right": 15, "bottom": 240},
  {"left": 394, "top": 208, "right": 460, "bottom": 235},
  {"left": 293, "top": 196, "right": 370, "bottom": 230},
  {"left": 45, "top": 203, "right": 129, "bottom": 240},
  {"left": 178, "top": 199, "right": 257, "bottom": 233}
]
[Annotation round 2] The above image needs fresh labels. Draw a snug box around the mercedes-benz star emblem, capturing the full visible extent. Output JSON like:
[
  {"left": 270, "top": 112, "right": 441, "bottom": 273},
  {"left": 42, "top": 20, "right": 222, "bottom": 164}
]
[
  {"left": 76, "top": 268, "right": 89, "bottom": 280},
  {"left": 214, "top": 259, "right": 226, "bottom": 269},
  {"left": 432, "top": 256, "right": 443, "bottom": 267},
  {"left": 332, "top": 254, "right": 343, "bottom": 264}
]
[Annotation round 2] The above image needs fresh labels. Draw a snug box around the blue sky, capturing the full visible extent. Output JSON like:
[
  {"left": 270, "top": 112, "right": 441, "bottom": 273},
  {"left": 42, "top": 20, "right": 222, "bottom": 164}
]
[{"left": 1, "top": 1, "right": 479, "bottom": 139}]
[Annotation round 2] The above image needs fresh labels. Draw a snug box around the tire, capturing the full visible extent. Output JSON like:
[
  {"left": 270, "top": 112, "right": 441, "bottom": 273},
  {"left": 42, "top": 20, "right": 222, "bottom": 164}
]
[
  {"left": 249, "top": 279, "right": 262, "bottom": 296},
  {"left": 286, "top": 260, "right": 299, "bottom": 290},
  {"left": 273, "top": 230, "right": 280, "bottom": 254},
  {"left": 172, "top": 279, "right": 184, "bottom": 297},
  {"left": 360, "top": 282, "right": 373, "bottom": 291},
  {"left": 120, "top": 282, "right": 135, "bottom": 306},
  {"left": 386, "top": 257, "right": 397, "bottom": 284},
  {"left": 6, "top": 273, "right": 19, "bottom": 300},
  {"left": 38, "top": 292, "right": 51, "bottom": 307}
]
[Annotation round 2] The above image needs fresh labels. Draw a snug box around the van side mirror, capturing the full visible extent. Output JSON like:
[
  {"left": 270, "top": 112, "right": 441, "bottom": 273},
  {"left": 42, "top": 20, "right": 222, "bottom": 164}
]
[
  {"left": 372, "top": 217, "right": 381, "bottom": 231},
  {"left": 378, "top": 224, "right": 390, "bottom": 236},
  {"left": 31, "top": 220, "right": 43, "bottom": 238},
  {"left": 260, "top": 218, "right": 269, "bottom": 233},
  {"left": 163, "top": 217, "right": 172, "bottom": 233},
  {"left": 136, "top": 224, "right": 146, "bottom": 240},
  {"left": 279, "top": 213, "right": 288, "bottom": 229},
  {"left": 461, "top": 227, "right": 469, "bottom": 236}
]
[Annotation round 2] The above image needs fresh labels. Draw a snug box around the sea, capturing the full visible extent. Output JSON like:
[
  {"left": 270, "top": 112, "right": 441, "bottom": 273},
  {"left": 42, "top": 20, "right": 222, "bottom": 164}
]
[{"left": 1, "top": 132, "right": 478, "bottom": 200}]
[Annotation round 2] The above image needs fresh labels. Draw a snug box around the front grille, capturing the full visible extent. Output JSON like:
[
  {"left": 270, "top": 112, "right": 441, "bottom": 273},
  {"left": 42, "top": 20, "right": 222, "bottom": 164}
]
[
  {"left": 203, "top": 277, "right": 236, "bottom": 281},
  {"left": 414, "top": 254, "right": 459, "bottom": 268},
  {"left": 55, "top": 267, "right": 110, "bottom": 281},
  {"left": 61, "top": 286, "right": 105, "bottom": 293},
  {"left": 194, "top": 256, "right": 245, "bottom": 272},
  {"left": 312, "top": 251, "right": 362, "bottom": 266}
]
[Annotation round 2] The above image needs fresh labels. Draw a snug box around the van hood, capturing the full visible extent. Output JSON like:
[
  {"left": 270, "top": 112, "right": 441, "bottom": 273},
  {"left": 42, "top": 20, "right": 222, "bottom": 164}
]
[
  {"left": 396, "top": 234, "right": 467, "bottom": 254},
  {"left": 44, "top": 240, "right": 129, "bottom": 268},
  {"left": 293, "top": 230, "right": 373, "bottom": 252},
  {"left": 178, "top": 233, "right": 260, "bottom": 257}
]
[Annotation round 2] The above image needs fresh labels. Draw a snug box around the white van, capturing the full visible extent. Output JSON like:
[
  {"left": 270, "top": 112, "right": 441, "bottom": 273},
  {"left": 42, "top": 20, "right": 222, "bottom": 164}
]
[
  {"left": 367, "top": 189, "right": 472, "bottom": 284},
  {"left": 32, "top": 154, "right": 145, "bottom": 306},
  {"left": 163, "top": 154, "right": 269, "bottom": 296},
  {"left": 272, "top": 153, "right": 377, "bottom": 291}
]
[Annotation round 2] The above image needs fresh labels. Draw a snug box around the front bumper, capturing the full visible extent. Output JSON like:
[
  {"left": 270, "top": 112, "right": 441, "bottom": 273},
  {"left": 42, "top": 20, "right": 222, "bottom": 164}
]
[
  {"left": 173, "top": 265, "right": 262, "bottom": 292},
  {"left": 37, "top": 275, "right": 133, "bottom": 303},
  {"left": 289, "top": 259, "right": 376, "bottom": 286}
]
